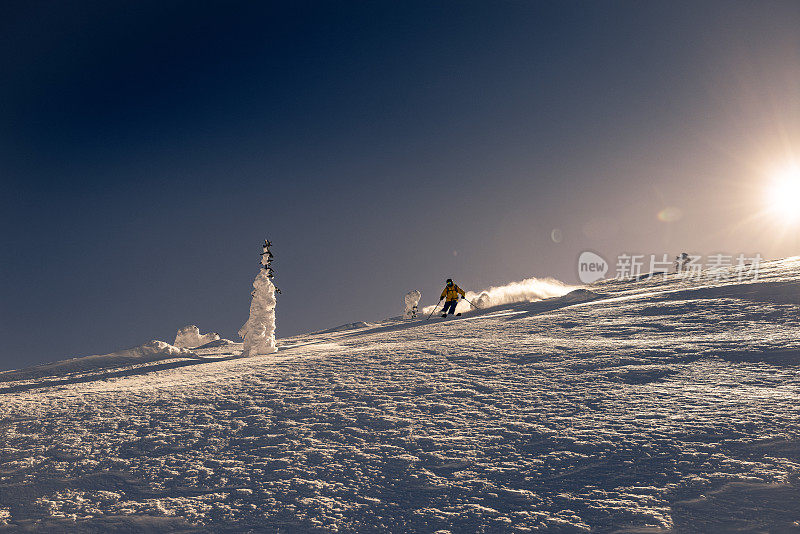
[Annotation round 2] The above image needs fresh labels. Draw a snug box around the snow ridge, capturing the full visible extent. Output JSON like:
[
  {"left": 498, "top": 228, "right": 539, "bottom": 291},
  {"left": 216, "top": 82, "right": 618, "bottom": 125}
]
[{"left": 0, "top": 340, "right": 194, "bottom": 383}]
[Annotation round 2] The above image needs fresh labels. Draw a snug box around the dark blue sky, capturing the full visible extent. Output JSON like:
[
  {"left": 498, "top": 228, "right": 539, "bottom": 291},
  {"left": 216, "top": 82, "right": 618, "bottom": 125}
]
[{"left": 2, "top": 1, "right": 799, "bottom": 370}]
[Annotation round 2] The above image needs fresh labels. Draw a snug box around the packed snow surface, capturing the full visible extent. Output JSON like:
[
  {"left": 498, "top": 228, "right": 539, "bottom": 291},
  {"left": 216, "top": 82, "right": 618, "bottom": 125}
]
[{"left": 2, "top": 259, "right": 800, "bottom": 532}]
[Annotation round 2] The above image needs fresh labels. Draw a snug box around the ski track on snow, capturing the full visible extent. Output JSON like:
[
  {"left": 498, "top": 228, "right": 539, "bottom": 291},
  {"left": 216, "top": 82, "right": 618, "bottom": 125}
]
[{"left": 1, "top": 259, "right": 800, "bottom": 532}]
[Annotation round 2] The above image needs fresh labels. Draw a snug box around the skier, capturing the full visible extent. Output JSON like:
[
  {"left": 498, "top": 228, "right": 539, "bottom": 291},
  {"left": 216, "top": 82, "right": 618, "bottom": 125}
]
[
  {"left": 675, "top": 252, "right": 692, "bottom": 272},
  {"left": 439, "top": 278, "right": 466, "bottom": 317}
]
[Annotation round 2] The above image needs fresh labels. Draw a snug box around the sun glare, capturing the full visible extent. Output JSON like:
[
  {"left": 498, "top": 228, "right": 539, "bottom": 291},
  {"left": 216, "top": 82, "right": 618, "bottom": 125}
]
[{"left": 766, "top": 166, "right": 800, "bottom": 224}]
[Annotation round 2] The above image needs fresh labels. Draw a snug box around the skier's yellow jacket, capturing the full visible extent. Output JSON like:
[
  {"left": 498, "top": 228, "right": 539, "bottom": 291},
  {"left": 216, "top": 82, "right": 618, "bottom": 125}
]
[{"left": 441, "top": 283, "right": 466, "bottom": 302}]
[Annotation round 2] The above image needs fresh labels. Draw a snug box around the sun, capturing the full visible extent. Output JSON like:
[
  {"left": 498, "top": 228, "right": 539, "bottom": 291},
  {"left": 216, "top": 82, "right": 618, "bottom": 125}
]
[{"left": 766, "top": 166, "right": 800, "bottom": 224}]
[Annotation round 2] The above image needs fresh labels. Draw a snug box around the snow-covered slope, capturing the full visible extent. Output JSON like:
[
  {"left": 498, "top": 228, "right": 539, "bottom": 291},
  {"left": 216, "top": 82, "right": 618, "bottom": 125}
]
[{"left": 2, "top": 259, "right": 800, "bottom": 532}]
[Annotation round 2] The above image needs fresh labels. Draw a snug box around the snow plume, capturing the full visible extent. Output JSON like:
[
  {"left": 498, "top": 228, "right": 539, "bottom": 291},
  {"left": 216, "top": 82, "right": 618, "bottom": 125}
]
[
  {"left": 423, "top": 277, "right": 575, "bottom": 315},
  {"left": 238, "top": 270, "right": 277, "bottom": 356}
]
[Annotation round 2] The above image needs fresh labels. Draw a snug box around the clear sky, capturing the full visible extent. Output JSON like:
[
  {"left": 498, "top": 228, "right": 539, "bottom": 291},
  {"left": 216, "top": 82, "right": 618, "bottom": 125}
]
[{"left": 2, "top": 1, "right": 799, "bottom": 370}]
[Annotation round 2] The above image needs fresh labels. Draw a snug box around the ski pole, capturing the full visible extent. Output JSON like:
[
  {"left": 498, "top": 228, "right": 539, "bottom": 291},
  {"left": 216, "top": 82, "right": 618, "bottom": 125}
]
[
  {"left": 462, "top": 297, "right": 480, "bottom": 310},
  {"left": 426, "top": 300, "right": 442, "bottom": 320}
]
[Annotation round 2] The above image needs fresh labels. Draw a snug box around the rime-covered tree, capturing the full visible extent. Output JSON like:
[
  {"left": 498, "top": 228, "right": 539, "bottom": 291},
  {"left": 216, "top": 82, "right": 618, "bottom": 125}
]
[
  {"left": 404, "top": 290, "right": 421, "bottom": 319},
  {"left": 238, "top": 240, "right": 277, "bottom": 356}
]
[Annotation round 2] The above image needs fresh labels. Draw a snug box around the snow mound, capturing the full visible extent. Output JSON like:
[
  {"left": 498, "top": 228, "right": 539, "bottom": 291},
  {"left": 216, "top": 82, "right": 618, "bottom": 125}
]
[
  {"left": 0, "top": 340, "right": 195, "bottom": 382},
  {"left": 193, "top": 338, "right": 235, "bottom": 349},
  {"left": 173, "top": 325, "right": 221, "bottom": 349},
  {"left": 560, "top": 288, "right": 602, "bottom": 304}
]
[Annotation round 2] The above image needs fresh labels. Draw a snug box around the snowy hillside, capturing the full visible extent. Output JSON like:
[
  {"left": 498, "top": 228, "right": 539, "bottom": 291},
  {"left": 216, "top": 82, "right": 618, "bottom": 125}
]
[{"left": 2, "top": 259, "right": 800, "bottom": 532}]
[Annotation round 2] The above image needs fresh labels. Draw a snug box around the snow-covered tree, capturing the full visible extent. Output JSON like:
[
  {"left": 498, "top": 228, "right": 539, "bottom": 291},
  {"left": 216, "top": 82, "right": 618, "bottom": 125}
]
[
  {"left": 404, "top": 290, "right": 421, "bottom": 319},
  {"left": 174, "top": 325, "right": 220, "bottom": 349},
  {"left": 238, "top": 242, "right": 277, "bottom": 356}
]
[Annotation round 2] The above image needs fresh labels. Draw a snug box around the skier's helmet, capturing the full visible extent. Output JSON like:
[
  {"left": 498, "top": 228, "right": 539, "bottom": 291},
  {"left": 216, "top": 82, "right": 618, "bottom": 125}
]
[{"left": 446, "top": 278, "right": 453, "bottom": 286}]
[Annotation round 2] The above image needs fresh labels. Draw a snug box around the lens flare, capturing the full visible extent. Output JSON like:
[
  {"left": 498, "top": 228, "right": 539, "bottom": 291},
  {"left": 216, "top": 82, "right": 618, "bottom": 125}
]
[
  {"left": 657, "top": 206, "right": 683, "bottom": 223},
  {"left": 766, "top": 167, "right": 800, "bottom": 224}
]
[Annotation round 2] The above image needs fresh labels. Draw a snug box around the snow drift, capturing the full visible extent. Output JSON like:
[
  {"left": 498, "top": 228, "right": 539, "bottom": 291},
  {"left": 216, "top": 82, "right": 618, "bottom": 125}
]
[
  {"left": 174, "top": 325, "right": 220, "bottom": 349},
  {"left": 0, "top": 340, "right": 195, "bottom": 382},
  {"left": 312, "top": 321, "right": 374, "bottom": 334},
  {"left": 423, "top": 276, "right": 575, "bottom": 315},
  {"left": 193, "top": 338, "right": 235, "bottom": 349}
]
